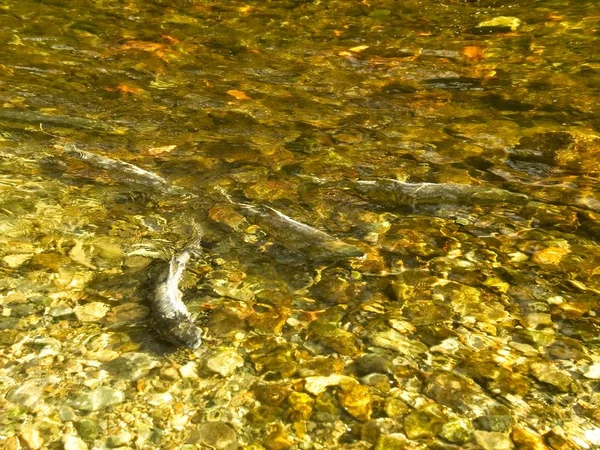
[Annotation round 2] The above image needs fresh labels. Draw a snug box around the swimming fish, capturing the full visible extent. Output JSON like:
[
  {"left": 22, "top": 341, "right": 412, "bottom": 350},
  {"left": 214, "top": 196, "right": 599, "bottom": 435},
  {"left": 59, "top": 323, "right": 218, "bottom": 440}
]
[
  {"left": 351, "top": 179, "right": 530, "bottom": 207},
  {"left": 0, "top": 109, "right": 119, "bottom": 132},
  {"left": 62, "top": 144, "right": 174, "bottom": 193},
  {"left": 234, "top": 201, "right": 365, "bottom": 260},
  {"left": 151, "top": 235, "right": 203, "bottom": 349}
]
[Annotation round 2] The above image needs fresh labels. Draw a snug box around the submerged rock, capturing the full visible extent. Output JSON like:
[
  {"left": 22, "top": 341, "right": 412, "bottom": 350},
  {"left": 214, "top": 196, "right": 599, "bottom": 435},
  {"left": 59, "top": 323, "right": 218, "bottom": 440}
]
[
  {"left": 103, "top": 352, "right": 159, "bottom": 381},
  {"left": 204, "top": 349, "right": 245, "bottom": 377},
  {"left": 440, "top": 417, "right": 473, "bottom": 444},
  {"left": 70, "top": 387, "right": 124, "bottom": 412},
  {"left": 403, "top": 405, "right": 446, "bottom": 439},
  {"left": 74, "top": 302, "right": 110, "bottom": 322},
  {"left": 19, "top": 425, "right": 43, "bottom": 450},
  {"left": 339, "top": 383, "right": 372, "bottom": 421},
  {"left": 189, "top": 422, "right": 237, "bottom": 449},
  {"left": 531, "top": 363, "right": 576, "bottom": 393},
  {"left": 475, "top": 16, "right": 521, "bottom": 32},
  {"left": 63, "top": 435, "right": 88, "bottom": 450},
  {"left": 75, "top": 419, "right": 99, "bottom": 442},
  {"left": 473, "top": 430, "right": 514, "bottom": 450}
]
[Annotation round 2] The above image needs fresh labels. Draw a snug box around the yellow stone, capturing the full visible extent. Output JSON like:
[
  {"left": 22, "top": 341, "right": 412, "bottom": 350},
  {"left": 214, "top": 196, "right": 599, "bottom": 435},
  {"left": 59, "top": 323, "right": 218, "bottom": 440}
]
[
  {"left": 338, "top": 383, "right": 372, "bottom": 421},
  {"left": 531, "top": 247, "right": 569, "bottom": 265}
]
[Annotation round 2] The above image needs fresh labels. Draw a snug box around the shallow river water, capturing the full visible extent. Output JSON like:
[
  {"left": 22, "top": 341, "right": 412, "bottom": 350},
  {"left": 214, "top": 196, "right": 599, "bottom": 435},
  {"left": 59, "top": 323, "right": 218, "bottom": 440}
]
[{"left": 1, "top": 1, "right": 600, "bottom": 449}]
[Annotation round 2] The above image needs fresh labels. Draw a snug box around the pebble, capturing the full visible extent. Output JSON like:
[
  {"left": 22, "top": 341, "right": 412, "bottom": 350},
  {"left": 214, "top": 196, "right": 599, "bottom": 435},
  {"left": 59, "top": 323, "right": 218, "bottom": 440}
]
[
  {"left": 476, "top": 16, "right": 521, "bottom": 31},
  {"left": 74, "top": 302, "right": 109, "bottom": 322},
  {"left": 338, "top": 383, "right": 372, "bottom": 421},
  {"left": 304, "top": 374, "right": 357, "bottom": 395},
  {"left": 70, "top": 386, "right": 124, "bottom": 412},
  {"left": 403, "top": 406, "right": 445, "bottom": 439},
  {"left": 75, "top": 419, "right": 99, "bottom": 441},
  {"left": 48, "top": 306, "right": 74, "bottom": 318},
  {"left": 263, "top": 425, "right": 293, "bottom": 450},
  {"left": 178, "top": 361, "right": 199, "bottom": 379},
  {"left": 103, "top": 352, "right": 159, "bottom": 381},
  {"left": 190, "top": 422, "right": 237, "bottom": 449},
  {"left": 511, "top": 426, "right": 547, "bottom": 450},
  {"left": 532, "top": 247, "right": 569, "bottom": 265},
  {"left": 19, "top": 425, "right": 43, "bottom": 449},
  {"left": 204, "top": 349, "right": 244, "bottom": 377},
  {"left": 583, "top": 363, "right": 600, "bottom": 379},
  {"left": 63, "top": 435, "right": 88, "bottom": 450},
  {"left": 58, "top": 405, "right": 78, "bottom": 422},
  {"left": 531, "top": 363, "right": 575, "bottom": 393},
  {"left": 107, "top": 432, "right": 133, "bottom": 448},
  {"left": 3, "top": 254, "right": 32, "bottom": 268},
  {"left": 440, "top": 418, "right": 473, "bottom": 444},
  {"left": 371, "top": 328, "right": 428, "bottom": 356},
  {"left": 7, "top": 380, "right": 45, "bottom": 408},
  {"left": 473, "top": 430, "right": 514, "bottom": 450},
  {"left": 375, "top": 433, "right": 408, "bottom": 450}
]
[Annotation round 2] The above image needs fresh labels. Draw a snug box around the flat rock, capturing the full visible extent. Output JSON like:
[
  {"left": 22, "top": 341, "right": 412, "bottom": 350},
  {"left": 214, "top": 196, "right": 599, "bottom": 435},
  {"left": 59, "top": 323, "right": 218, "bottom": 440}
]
[
  {"left": 304, "top": 374, "right": 357, "bottom": 395},
  {"left": 473, "top": 430, "right": 514, "bottom": 450},
  {"left": 103, "top": 352, "right": 159, "bottom": 381},
  {"left": 70, "top": 386, "right": 124, "bottom": 412},
  {"left": 190, "top": 422, "right": 236, "bottom": 449},
  {"left": 63, "top": 435, "right": 88, "bottom": 450},
  {"left": 204, "top": 349, "right": 244, "bottom": 377},
  {"left": 74, "top": 302, "right": 110, "bottom": 322}
]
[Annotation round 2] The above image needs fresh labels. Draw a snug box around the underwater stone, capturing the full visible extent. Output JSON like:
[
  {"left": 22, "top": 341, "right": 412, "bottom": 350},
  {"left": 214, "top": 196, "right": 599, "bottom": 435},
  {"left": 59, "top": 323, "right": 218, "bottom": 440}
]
[
  {"left": 286, "top": 392, "right": 314, "bottom": 421},
  {"left": 384, "top": 397, "right": 410, "bottom": 418},
  {"left": 309, "top": 322, "right": 361, "bottom": 357},
  {"left": 3, "top": 253, "right": 32, "bottom": 268},
  {"left": 103, "top": 352, "right": 159, "bottom": 381},
  {"left": 107, "top": 432, "right": 133, "bottom": 448},
  {"left": 531, "top": 247, "right": 569, "bottom": 265},
  {"left": 476, "top": 16, "right": 521, "bottom": 31},
  {"left": 63, "top": 435, "right": 88, "bottom": 450},
  {"left": 531, "top": 363, "right": 576, "bottom": 393},
  {"left": 370, "top": 328, "right": 428, "bottom": 356},
  {"left": 190, "top": 422, "right": 236, "bottom": 449},
  {"left": 75, "top": 419, "right": 99, "bottom": 442},
  {"left": 355, "top": 353, "right": 394, "bottom": 376},
  {"left": 403, "top": 405, "right": 445, "bottom": 439},
  {"left": 338, "top": 383, "right": 372, "bottom": 421},
  {"left": 70, "top": 387, "right": 124, "bottom": 412},
  {"left": 440, "top": 417, "right": 473, "bottom": 444},
  {"left": 19, "top": 425, "right": 43, "bottom": 450},
  {"left": 474, "top": 414, "right": 512, "bottom": 433},
  {"left": 7, "top": 380, "right": 45, "bottom": 408},
  {"left": 58, "top": 405, "right": 78, "bottom": 422},
  {"left": 204, "top": 349, "right": 244, "bottom": 377},
  {"left": 178, "top": 361, "right": 199, "bottom": 379},
  {"left": 424, "top": 371, "right": 494, "bottom": 413},
  {"left": 74, "top": 302, "right": 109, "bottom": 322},
  {"left": 473, "top": 430, "right": 513, "bottom": 450},
  {"left": 511, "top": 426, "right": 547, "bottom": 450},
  {"left": 583, "top": 363, "right": 600, "bottom": 379},
  {"left": 304, "top": 374, "right": 357, "bottom": 395},
  {"left": 263, "top": 425, "right": 293, "bottom": 450},
  {"left": 374, "top": 433, "right": 408, "bottom": 450}
]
